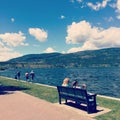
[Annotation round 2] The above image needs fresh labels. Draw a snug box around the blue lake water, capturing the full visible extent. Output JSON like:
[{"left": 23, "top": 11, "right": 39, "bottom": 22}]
[{"left": 0, "top": 67, "right": 120, "bottom": 98}]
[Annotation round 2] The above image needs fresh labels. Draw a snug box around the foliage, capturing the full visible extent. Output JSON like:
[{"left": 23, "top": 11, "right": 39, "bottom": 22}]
[{"left": 1, "top": 47, "right": 120, "bottom": 68}]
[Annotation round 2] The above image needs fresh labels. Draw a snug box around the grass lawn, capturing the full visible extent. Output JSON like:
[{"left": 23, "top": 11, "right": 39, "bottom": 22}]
[{"left": 0, "top": 76, "right": 120, "bottom": 120}]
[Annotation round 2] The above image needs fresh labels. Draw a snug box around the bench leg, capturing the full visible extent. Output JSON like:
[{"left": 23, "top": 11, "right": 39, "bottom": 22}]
[
  {"left": 59, "top": 96, "right": 61, "bottom": 104},
  {"left": 87, "top": 103, "right": 97, "bottom": 113},
  {"left": 65, "top": 99, "right": 67, "bottom": 103}
]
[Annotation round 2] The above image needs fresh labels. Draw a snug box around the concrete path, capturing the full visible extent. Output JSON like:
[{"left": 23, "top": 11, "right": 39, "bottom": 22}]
[{"left": 0, "top": 91, "right": 95, "bottom": 120}]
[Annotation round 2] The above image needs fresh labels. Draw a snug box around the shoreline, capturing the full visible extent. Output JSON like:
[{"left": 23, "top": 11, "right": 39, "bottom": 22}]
[
  {"left": 0, "top": 76, "right": 120, "bottom": 101},
  {"left": 97, "top": 94, "right": 120, "bottom": 101}
]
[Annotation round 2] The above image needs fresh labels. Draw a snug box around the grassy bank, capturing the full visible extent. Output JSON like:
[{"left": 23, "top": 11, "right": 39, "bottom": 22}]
[
  {"left": 0, "top": 76, "right": 58, "bottom": 103},
  {"left": 96, "top": 97, "right": 120, "bottom": 120},
  {"left": 0, "top": 76, "right": 120, "bottom": 120}
]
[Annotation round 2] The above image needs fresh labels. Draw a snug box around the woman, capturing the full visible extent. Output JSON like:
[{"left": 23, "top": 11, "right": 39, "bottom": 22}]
[
  {"left": 62, "top": 78, "right": 70, "bottom": 87},
  {"left": 71, "top": 80, "right": 80, "bottom": 88}
]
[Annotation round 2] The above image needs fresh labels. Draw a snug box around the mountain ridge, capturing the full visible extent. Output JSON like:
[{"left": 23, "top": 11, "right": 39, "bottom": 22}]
[{"left": 0, "top": 47, "right": 120, "bottom": 69}]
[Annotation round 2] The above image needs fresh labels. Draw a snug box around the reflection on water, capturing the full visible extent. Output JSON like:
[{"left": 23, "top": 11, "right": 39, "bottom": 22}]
[{"left": 0, "top": 67, "right": 120, "bottom": 98}]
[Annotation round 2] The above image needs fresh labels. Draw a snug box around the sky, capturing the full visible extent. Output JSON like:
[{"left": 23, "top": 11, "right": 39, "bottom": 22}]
[{"left": 0, "top": 0, "right": 120, "bottom": 61}]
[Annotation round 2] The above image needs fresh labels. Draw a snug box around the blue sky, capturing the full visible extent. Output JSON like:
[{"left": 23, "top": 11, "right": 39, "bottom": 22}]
[{"left": 0, "top": 0, "right": 120, "bottom": 61}]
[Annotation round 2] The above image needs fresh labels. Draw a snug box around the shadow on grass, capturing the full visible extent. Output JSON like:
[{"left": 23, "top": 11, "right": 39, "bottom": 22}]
[
  {"left": 0, "top": 85, "right": 30, "bottom": 95},
  {"left": 64, "top": 102, "right": 103, "bottom": 114}
]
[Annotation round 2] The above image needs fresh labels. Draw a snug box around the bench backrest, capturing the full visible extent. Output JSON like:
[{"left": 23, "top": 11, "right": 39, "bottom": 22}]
[{"left": 57, "top": 86, "right": 88, "bottom": 101}]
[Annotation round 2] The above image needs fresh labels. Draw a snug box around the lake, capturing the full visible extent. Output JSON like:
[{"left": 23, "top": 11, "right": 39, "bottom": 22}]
[{"left": 0, "top": 67, "right": 120, "bottom": 98}]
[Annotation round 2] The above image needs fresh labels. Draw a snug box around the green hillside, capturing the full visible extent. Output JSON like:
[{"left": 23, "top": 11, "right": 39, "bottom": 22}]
[{"left": 0, "top": 47, "right": 120, "bottom": 69}]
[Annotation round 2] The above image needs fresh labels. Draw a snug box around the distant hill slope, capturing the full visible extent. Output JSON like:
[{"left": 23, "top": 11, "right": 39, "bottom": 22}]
[{"left": 1, "top": 47, "right": 120, "bottom": 69}]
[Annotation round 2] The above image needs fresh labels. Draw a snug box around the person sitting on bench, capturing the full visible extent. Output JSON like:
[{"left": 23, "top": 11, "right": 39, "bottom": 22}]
[{"left": 62, "top": 78, "right": 70, "bottom": 87}]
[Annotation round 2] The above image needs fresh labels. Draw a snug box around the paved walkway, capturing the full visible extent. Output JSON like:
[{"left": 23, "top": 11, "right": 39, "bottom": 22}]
[{"left": 0, "top": 91, "right": 111, "bottom": 120}]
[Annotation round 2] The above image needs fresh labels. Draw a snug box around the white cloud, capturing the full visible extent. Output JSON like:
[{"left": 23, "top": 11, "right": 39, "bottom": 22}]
[
  {"left": 114, "top": 0, "right": 120, "bottom": 19},
  {"left": 67, "top": 47, "right": 82, "bottom": 53},
  {"left": 66, "top": 20, "right": 120, "bottom": 53},
  {"left": 0, "top": 51, "right": 22, "bottom": 61},
  {"left": 87, "top": 0, "right": 110, "bottom": 11},
  {"left": 0, "top": 41, "right": 11, "bottom": 52},
  {"left": 29, "top": 28, "right": 48, "bottom": 42},
  {"left": 11, "top": 18, "right": 15, "bottom": 23},
  {"left": 108, "top": 17, "right": 114, "bottom": 22},
  {"left": 60, "top": 15, "right": 65, "bottom": 19},
  {"left": 109, "top": 2, "right": 116, "bottom": 8},
  {"left": 76, "top": 0, "right": 83, "bottom": 3},
  {"left": 66, "top": 20, "right": 92, "bottom": 44},
  {"left": 43, "top": 47, "right": 57, "bottom": 53},
  {"left": 0, "top": 31, "right": 26, "bottom": 47},
  {"left": 94, "top": 27, "right": 120, "bottom": 48},
  {"left": 117, "top": 15, "right": 120, "bottom": 19},
  {"left": 20, "top": 42, "right": 29, "bottom": 46},
  {"left": 70, "top": 0, "right": 83, "bottom": 3},
  {"left": 70, "top": 0, "right": 75, "bottom": 3},
  {"left": 67, "top": 42, "right": 98, "bottom": 53},
  {"left": 0, "top": 41, "right": 22, "bottom": 61},
  {"left": 104, "top": 16, "right": 114, "bottom": 22},
  {"left": 61, "top": 51, "right": 66, "bottom": 54},
  {"left": 0, "top": 31, "right": 26, "bottom": 61},
  {"left": 116, "top": 0, "right": 120, "bottom": 12}
]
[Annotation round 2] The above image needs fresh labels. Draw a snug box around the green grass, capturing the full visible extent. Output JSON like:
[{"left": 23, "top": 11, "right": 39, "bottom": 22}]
[
  {"left": 96, "top": 97, "right": 120, "bottom": 120},
  {"left": 0, "top": 76, "right": 58, "bottom": 103},
  {"left": 0, "top": 76, "right": 120, "bottom": 120}
]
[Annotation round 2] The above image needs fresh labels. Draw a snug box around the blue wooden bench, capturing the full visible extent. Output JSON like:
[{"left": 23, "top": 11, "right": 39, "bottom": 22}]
[{"left": 57, "top": 86, "right": 97, "bottom": 113}]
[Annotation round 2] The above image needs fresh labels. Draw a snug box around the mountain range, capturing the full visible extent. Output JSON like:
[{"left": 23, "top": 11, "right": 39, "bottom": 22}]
[{"left": 0, "top": 47, "right": 120, "bottom": 69}]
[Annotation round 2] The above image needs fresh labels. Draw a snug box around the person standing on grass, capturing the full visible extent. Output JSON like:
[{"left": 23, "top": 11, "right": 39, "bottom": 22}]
[
  {"left": 14, "top": 73, "right": 17, "bottom": 79},
  {"left": 17, "top": 71, "right": 21, "bottom": 80},
  {"left": 30, "top": 70, "right": 35, "bottom": 81},
  {"left": 25, "top": 72, "right": 29, "bottom": 81}
]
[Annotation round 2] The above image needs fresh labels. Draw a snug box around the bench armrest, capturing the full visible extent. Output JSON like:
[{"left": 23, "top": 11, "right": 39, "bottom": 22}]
[
  {"left": 87, "top": 93, "right": 97, "bottom": 101},
  {"left": 88, "top": 92, "right": 97, "bottom": 97}
]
